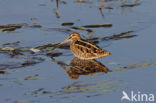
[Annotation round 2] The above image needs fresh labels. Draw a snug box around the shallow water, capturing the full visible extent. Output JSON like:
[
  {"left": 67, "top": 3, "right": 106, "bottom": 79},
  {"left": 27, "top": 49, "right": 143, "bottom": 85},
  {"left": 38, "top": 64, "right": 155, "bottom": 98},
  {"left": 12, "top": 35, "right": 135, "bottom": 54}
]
[{"left": 0, "top": 0, "right": 156, "bottom": 103}]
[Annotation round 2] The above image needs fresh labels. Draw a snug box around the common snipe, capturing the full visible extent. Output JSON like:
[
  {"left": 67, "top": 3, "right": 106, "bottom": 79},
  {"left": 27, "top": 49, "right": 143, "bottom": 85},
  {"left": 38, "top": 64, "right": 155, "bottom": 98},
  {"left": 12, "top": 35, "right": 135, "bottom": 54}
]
[{"left": 58, "top": 32, "right": 112, "bottom": 59}]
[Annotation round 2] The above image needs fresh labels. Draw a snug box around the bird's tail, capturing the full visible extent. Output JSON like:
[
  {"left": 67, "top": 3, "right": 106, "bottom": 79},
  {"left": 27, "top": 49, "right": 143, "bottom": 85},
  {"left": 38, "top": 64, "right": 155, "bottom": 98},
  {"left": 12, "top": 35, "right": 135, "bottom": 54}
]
[{"left": 102, "top": 50, "right": 112, "bottom": 56}]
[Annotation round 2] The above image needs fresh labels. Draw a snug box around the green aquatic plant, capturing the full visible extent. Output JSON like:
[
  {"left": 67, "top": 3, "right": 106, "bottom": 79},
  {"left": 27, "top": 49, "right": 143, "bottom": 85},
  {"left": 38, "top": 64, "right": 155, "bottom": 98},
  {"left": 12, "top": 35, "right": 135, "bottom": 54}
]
[{"left": 113, "top": 59, "right": 156, "bottom": 71}]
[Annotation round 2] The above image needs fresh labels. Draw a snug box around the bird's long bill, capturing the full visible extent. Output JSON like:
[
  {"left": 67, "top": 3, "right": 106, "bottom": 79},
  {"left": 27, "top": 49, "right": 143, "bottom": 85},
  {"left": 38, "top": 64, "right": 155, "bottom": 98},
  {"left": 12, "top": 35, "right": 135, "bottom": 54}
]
[
  {"left": 58, "top": 38, "right": 70, "bottom": 45},
  {"left": 54, "top": 38, "right": 70, "bottom": 49}
]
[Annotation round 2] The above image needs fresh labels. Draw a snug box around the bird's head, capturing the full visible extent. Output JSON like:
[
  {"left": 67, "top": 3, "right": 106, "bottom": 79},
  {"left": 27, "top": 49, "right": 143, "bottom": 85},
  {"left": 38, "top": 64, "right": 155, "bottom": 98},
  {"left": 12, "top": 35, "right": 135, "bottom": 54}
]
[
  {"left": 67, "top": 32, "right": 81, "bottom": 41},
  {"left": 58, "top": 32, "right": 81, "bottom": 45}
]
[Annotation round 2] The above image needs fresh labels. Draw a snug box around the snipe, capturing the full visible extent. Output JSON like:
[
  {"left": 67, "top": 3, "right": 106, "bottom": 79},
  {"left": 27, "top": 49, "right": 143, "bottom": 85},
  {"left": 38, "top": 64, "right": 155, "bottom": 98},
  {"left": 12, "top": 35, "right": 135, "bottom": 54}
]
[{"left": 58, "top": 32, "right": 112, "bottom": 59}]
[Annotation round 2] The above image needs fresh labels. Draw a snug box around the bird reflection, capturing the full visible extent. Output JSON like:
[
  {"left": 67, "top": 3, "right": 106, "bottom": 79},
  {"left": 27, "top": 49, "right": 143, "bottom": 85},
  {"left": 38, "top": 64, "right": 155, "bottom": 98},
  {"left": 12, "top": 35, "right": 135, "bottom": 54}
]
[{"left": 59, "top": 57, "right": 111, "bottom": 79}]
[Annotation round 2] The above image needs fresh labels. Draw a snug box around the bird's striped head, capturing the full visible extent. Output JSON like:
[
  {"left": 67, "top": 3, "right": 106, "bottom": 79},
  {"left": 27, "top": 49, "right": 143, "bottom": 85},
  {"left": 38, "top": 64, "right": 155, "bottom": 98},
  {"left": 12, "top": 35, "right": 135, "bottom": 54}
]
[
  {"left": 58, "top": 32, "right": 81, "bottom": 46},
  {"left": 68, "top": 32, "right": 81, "bottom": 41}
]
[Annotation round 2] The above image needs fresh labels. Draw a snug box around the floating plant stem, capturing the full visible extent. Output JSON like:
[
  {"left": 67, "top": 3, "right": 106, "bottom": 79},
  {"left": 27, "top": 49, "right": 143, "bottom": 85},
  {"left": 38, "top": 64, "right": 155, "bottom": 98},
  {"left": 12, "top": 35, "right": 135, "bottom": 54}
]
[
  {"left": 61, "top": 22, "right": 74, "bottom": 26},
  {"left": 81, "top": 24, "right": 112, "bottom": 28},
  {"left": 54, "top": 8, "right": 60, "bottom": 18}
]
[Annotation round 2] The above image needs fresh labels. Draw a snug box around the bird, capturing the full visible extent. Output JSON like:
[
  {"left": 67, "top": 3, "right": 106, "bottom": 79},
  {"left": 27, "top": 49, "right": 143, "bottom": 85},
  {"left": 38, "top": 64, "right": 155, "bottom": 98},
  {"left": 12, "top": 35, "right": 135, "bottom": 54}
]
[{"left": 58, "top": 32, "right": 112, "bottom": 59}]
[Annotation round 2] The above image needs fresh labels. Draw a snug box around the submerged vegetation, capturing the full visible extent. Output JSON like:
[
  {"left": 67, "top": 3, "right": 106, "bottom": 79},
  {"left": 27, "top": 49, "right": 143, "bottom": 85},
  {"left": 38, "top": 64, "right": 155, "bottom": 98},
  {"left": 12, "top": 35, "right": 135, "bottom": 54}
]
[{"left": 0, "top": 23, "right": 25, "bottom": 33}]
